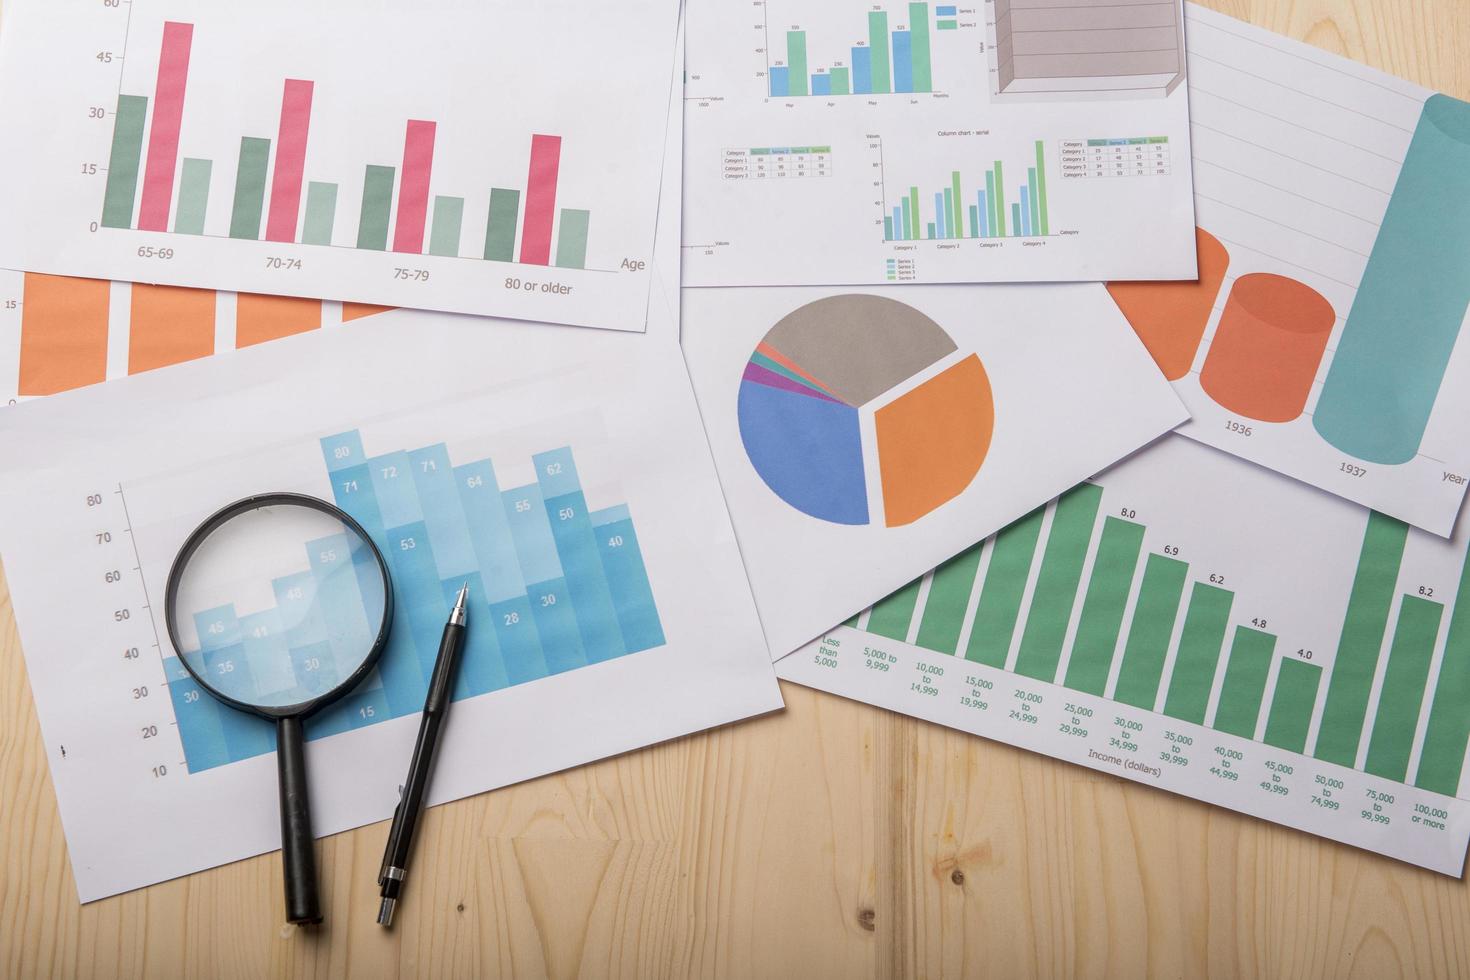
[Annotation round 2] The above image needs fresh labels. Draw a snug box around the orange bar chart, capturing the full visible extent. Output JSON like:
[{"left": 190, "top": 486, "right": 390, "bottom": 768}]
[
  {"left": 129, "top": 284, "right": 215, "bottom": 374},
  {"left": 1107, "top": 227, "right": 1230, "bottom": 380},
  {"left": 1199, "top": 273, "right": 1336, "bottom": 422},
  {"left": 17, "top": 273, "right": 110, "bottom": 395},
  {"left": 875, "top": 354, "right": 994, "bottom": 527},
  {"left": 235, "top": 293, "right": 322, "bottom": 347}
]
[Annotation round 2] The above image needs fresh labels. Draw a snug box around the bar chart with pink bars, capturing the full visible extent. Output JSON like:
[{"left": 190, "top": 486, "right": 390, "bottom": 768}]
[{"left": 0, "top": 0, "right": 677, "bottom": 331}]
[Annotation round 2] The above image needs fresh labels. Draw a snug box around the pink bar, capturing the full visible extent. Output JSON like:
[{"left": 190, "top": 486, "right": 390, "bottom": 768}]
[
  {"left": 265, "top": 80, "right": 314, "bottom": 243},
  {"left": 519, "top": 134, "right": 561, "bottom": 266},
  {"left": 137, "top": 22, "right": 194, "bottom": 232},
  {"left": 392, "top": 120, "right": 436, "bottom": 254}
]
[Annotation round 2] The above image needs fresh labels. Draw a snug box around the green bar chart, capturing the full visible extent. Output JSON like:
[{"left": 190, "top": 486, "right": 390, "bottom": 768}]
[{"left": 778, "top": 436, "right": 1470, "bottom": 875}]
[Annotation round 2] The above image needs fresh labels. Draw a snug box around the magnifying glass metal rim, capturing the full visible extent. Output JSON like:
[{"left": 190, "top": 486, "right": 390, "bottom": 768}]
[{"left": 163, "top": 491, "right": 395, "bottom": 718}]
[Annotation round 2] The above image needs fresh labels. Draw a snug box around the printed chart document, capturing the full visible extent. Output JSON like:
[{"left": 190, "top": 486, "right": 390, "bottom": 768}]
[
  {"left": 0, "top": 313, "right": 781, "bottom": 902},
  {"left": 680, "top": 283, "right": 1187, "bottom": 657},
  {"left": 1108, "top": 4, "right": 1470, "bottom": 535},
  {"left": 682, "top": 0, "right": 1198, "bottom": 286},
  {"left": 0, "top": 0, "right": 680, "bottom": 332},
  {"left": 779, "top": 435, "right": 1470, "bottom": 876}
]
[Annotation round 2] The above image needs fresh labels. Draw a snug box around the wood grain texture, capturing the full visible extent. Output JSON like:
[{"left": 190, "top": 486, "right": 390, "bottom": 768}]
[{"left": 4, "top": 1, "right": 1470, "bottom": 976}]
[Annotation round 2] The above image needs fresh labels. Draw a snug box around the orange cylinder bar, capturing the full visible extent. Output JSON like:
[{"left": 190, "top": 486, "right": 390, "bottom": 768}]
[
  {"left": 17, "top": 273, "right": 110, "bottom": 395},
  {"left": 1199, "top": 273, "right": 1336, "bottom": 423},
  {"left": 1107, "top": 227, "right": 1230, "bottom": 380},
  {"left": 129, "top": 284, "right": 215, "bottom": 374},
  {"left": 235, "top": 294, "right": 322, "bottom": 348}
]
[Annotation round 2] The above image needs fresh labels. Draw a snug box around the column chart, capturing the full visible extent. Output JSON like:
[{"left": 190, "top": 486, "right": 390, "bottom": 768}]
[
  {"left": 781, "top": 435, "right": 1470, "bottom": 875},
  {"left": 0, "top": 0, "right": 677, "bottom": 331},
  {"left": 163, "top": 432, "right": 664, "bottom": 773}
]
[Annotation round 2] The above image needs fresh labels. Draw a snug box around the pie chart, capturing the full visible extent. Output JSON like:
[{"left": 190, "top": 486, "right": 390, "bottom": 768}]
[{"left": 737, "top": 295, "right": 995, "bottom": 528}]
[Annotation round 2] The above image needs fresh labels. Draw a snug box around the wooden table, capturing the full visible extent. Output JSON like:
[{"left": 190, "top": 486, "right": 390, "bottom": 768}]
[{"left": 4, "top": 1, "right": 1470, "bottom": 976}]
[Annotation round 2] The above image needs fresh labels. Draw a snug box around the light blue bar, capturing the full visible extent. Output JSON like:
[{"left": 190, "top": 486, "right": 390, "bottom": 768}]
[
  {"left": 501, "top": 483, "right": 564, "bottom": 585},
  {"left": 935, "top": 192, "right": 945, "bottom": 238},
  {"left": 272, "top": 570, "right": 337, "bottom": 700},
  {"left": 978, "top": 190, "right": 989, "bottom": 237},
  {"left": 593, "top": 511, "right": 665, "bottom": 654},
  {"left": 1313, "top": 94, "right": 1470, "bottom": 464},
  {"left": 454, "top": 460, "right": 529, "bottom": 603},
  {"left": 306, "top": 532, "right": 373, "bottom": 675},
  {"left": 892, "top": 206, "right": 903, "bottom": 240},
  {"left": 535, "top": 448, "right": 626, "bottom": 664},
  {"left": 367, "top": 451, "right": 423, "bottom": 530},
  {"left": 237, "top": 607, "right": 299, "bottom": 703},
  {"left": 408, "top": 443, "right": 478, "bottom": 579},
  {"left": 592, "top": 504, "right": 631, "bottom": 527},
  {"left": 191, "top": 604, "right": 273, "bottom": 760},
  {"left": 853, "top": 47, "right": 872, "bottom": 93},
  {"left": 166, "top": 656, "right": 231, "bottom": 772},
  {"left": 893, "top": 31, "right": 913, "bottom": 93},
  {"left": 320, "top": 434, "right": 424, "bottom": 718},
  {"left": 769, "top": 66, "right": 790, "bottom": 97},
  {"left": 1020, "top": 186, "right": 1031, "bottom": 236},
  {"left": 384, "top": 518, "right": 448, "bottom": 685},
  {"left": 811, "top": 73, "right": 831, "bottom": 96},
  {"left": 936, "top": 4, "right": 956, "bottom": 13}
]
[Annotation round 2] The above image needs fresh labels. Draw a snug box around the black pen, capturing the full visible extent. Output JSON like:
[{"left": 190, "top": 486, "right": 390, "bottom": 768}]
[{"left": 376, "top": 582, "right": 469, "bottom": 927}]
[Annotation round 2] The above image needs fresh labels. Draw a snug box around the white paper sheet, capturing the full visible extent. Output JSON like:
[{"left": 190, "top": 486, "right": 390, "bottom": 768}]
[
  {"left": 0, "top": 0, "right": 680, "bottom": 331},
  {"left": 681, "top": 0, "right": 1198, "bottom": 285},
  {"left": 1107, "top": 4, "right": 1470, "bottom": 536},
  {"left": 680, "top": 282, "right": 1187, "bottom": 657},
  {"left": 778, "top": 434, "right": 1470, "bottom": 876}
]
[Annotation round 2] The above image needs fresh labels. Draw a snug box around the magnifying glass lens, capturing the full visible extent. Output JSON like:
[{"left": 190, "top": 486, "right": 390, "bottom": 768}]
[{"left": 169, "top": 502, "right": 388, "bottom": 710}]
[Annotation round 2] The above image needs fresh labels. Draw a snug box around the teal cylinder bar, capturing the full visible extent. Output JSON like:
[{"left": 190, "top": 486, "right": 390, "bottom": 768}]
[{"left": 1313, "top": 94, "right": 1470, "bottom": 464}]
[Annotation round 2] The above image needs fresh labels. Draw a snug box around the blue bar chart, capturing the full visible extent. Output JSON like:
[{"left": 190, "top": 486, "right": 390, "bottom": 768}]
[{"left": 164, "top": 430, "right": 665, "bottom": 772}]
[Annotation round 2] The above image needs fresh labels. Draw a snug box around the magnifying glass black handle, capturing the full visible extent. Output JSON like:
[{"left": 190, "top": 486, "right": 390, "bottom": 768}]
[{"left": 277, "top": 715, "right": 322, "bottom": 925}]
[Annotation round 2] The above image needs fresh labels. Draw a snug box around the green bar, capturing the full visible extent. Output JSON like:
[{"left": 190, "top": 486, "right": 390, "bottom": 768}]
[
  {"left": 1014, "top": 485, "right": 1104, "bottom": 683},
  {"left": 868, "top": 12, "right": 891, "bottom": 93},
  {"left": 927, "top": 222, "right": 936, "bottom": 239},
  {"left": 994, "top": 161, "right": 1006, "bottom": 236},
  {"left": 554, "top": 208, "right": 591, "bottom": 269},
  {"left": 968, "top": 205, "right": 979, "bottom": 238},
  {"left": 915, "top": 543, "right": 985, "bottom": 655},
  {"left": 843, "top": 613, "right": 861, "bottom": 628},
  {"left": 867, "top": 578, "right": 923, "bottom": 642},
  {"left": 937, "top": 19, "right": 958, "bottom": 29},
  {"left": 1035, "top": 141, "right": 1049, "bottom": 236},
  {"left": 965, "top": 507, "right": 1045, "bottom": 667},
  {"left": 484, "top": 187, "right": 521, "bottom": 262},
  {"left": 1263, "top": 659, "right": 1322, "bottom": 753},
  {"left": 356, "top": 165, "right": 395, "bottom": 251},
  {"left": 173, "top": 158, "right": 212, "bottom": 236},
  {"left": 787, "top": 32, "right": 808, "bottom": 97},
  {"left": 228, "top": 137, "right": 271, "bottom": 241},
  {"left": 950, "top": 171, "right": 963, "bottom": 245},
  {"left": 1027, "top": 167, "right": 1040, "bottom": 236},
  {"left": 1114, "top": 554, "right": 1189, "bottom": 710},
  {"left": 1063, "top": 517, "right": 1145, "bottom": 695},
  {"left": 909, "top": 3, "right": 932, "bottom": 91},
  {"left": 101, "top": 95, "right": 148, "bottom": 229},
  {"left": 1365, "top": 595, "right": 1444, "bottom": 780},
  {"left": 1315, "top": 513, "right": 1409, "bottom": 765},
  {"left": 1415, "top": 552, "right": 1470, "bottom": 794},
  {"left": 831, "top": 67, "right": 850, "bottom": 95},
  {"left": 908, "top": 186, "right": 920, "bottom": 239},
  {"left": 428, "top": 196, "right": 464, "bottom": 258},
  {"left": 1162, "top": 584, "right": 1235, "bottom": 724},
  {"left": 1012, "top": 203, "right": 1022, "bottom": 235},
  {"left": 1213, "top": 627, "right": 1277, "bottom": 738},
  {"left": 884, "top": 216, "right": 894, "bottom": 241},
  {"left": 302, "top": 182, "right": 338, "bottom": 246}
]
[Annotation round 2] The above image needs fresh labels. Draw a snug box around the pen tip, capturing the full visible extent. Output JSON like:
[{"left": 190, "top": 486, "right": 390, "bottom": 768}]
[{"left": 456, "top": 582, "right": 469, "bottom": 605}]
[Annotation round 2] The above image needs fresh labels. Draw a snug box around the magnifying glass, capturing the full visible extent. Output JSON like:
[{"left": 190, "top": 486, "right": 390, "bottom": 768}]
[{"left": 164, "top": 493, "right": 393, "bottom": 925}]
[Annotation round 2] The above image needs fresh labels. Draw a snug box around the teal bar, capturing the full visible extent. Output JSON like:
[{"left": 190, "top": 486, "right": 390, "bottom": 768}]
[
  {"left": 173, "top": 158, "right": 212, "bottom": 236},
  {"left": 1014, "top": 485, "right": 1103, "bottom": 683},
  {"left": 1364, "top": 595, "right": 1444, "bottom": 780},
  {"left": 484, "top": 187, "right": 520, "bottom": 262},
  {"left": 554, "top": 208, "right": 591, "bottom": 269},
  {"left": 357, "top": 165, "right": 395, "bottom": 251},
  {"left": 101, "top": 95, "right": 148, "bottom": 229},
  {"left": 1213, "top": 627, "right": 1277, "bottom": 738},
  {"left": 1161, "top": 584, "right": 1235, "bottom": 725},
  {"left": 228, "top": 137, "right": 271, "bottom": 241},
  {"left": 302, "top": 182, "right": 337, "bottom": 246},
  {"left": 429, "top": 196, "right": 464, "bottom": 258},
  {"left": 1314, "top": 95, "right": 1470, "bottom": 464},
  {"left": 868, "top": 12, "right": 891, "bottom": 93}
]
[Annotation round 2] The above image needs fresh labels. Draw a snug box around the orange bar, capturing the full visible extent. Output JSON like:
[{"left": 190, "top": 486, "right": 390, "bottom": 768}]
[
  {"left": 235, "top": 294, "right": 322, "bottom": 348},
  {"left": 875, "top": 354, "right": 994, "bottom": 527},
  {"left": 17, "top": 273, "right": 110, "bottom": 395},
  {"left": 1199, "top": 273, "right": 1336, "bottom": 423},
  {"left": 1107, "top": 227, "right": 1230, "bottom": 380},
  {"left": 129, "top": 284, "right": 215, "bottom": 375},
  {"left": 342, "top": 302, "right": 394, "bottom": 322}
]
